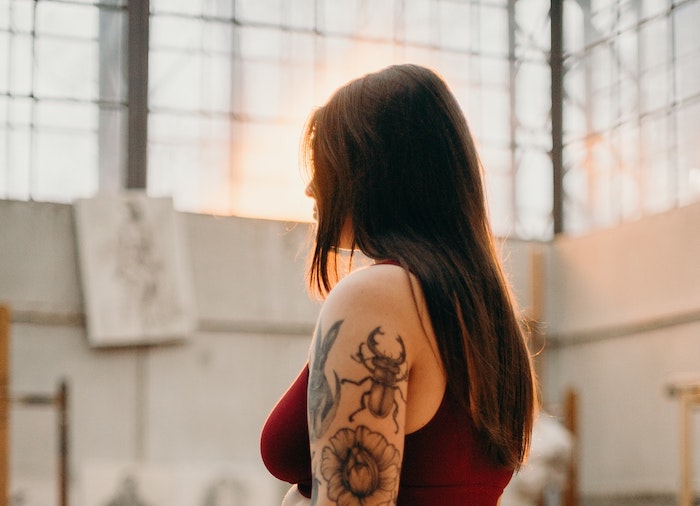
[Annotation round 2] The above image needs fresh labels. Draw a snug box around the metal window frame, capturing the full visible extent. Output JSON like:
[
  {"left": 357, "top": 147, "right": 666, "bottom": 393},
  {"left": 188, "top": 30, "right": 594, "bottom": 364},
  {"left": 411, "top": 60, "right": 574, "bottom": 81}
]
[{"left": 127, "top": 0, "right": 149, "bottom": 189}]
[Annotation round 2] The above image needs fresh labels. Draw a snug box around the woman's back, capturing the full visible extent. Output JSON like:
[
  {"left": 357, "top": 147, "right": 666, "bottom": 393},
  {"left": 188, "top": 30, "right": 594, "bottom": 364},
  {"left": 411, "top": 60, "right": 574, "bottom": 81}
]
[{"left": 400, "top": 383, "right": 513, "bottom": 504}]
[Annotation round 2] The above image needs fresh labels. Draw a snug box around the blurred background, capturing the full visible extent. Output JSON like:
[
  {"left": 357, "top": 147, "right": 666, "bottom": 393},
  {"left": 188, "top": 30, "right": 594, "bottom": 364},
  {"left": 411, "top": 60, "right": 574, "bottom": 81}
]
[{"left": 1, "top": 0, "right": 699, "bottom": 505}]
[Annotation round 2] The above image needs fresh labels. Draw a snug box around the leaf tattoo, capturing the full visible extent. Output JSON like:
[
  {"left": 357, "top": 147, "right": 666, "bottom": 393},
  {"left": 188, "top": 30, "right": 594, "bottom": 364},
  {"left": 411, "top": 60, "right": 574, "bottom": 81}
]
[{"left": 309, "top": 320, "right": 344, "bottom": 440}]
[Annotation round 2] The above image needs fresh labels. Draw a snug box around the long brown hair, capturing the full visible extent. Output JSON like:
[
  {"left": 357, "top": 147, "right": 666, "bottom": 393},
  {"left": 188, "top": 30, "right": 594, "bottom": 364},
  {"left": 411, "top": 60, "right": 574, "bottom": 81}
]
[{"left": 302, "top": 64, "right": 536, "bottom": 468}]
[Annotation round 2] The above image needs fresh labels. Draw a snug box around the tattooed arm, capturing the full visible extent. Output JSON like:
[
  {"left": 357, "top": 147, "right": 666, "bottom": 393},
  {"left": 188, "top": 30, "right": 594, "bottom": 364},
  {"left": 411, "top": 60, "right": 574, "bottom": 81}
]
[{"left": 307, "top": 265, "right": 429, "bottom": 506}]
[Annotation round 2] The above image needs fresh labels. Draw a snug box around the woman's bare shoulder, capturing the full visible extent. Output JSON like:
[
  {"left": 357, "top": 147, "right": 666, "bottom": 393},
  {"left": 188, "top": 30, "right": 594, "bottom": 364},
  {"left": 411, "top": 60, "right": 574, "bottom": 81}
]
[
  {"left": 325, "top": 263, "right": 417, "bottom": 310},
  {"left": 317, "top": 263, "right": 432, "bottom": 357}
]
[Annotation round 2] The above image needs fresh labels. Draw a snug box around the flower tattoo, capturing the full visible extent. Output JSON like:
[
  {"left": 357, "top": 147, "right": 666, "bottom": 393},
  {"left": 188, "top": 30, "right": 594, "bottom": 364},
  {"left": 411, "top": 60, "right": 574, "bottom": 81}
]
[{"left": 320, "top": 425, "right": 400, "bottom": 506}]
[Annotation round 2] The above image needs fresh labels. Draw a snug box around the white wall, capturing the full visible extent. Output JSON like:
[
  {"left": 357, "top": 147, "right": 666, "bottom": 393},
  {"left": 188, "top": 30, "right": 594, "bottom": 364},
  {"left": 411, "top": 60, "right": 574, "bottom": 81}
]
[
  {"left": 543, "top": 201, "right": 700, "bottom": 500},
  {"left": 4, "top": 198, "right": 697, "bottom": 504},
  {"left": 0, "top": 199, "right": 543, "bottom": 505},
  {"left": 1, "top": 200, "right": 318, "bottom": 505}
]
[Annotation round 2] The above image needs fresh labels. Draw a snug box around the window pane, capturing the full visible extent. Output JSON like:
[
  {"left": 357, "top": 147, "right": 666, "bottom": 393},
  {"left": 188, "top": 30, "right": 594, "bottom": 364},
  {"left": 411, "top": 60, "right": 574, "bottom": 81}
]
[
  {"left": 98, "top": 8, "right": 127, "bottom": 104},
  {"left": 518, "top": 0, "right": 552, "bottom": 55},
  {"left": 675, "top": 53, "right": 700, "bottom": 102},
  {"left": 236, "top": 0, "right": 285, "bottom": 26},
  {"left": 280, "top": 0, "right": 316, "bottom": 31},
  {"left": 563, "top": 58, "right": 586, "bottom": 143},
  {"left": 35, "top": 37, "right": 98, "bottom": 100},
  {"left": 616, "top": 31, "right": 639, "bottom": 122},
  {"left": 590, "top": 1, "right": 616, "bottom": 43},
  {"left": 0, "top": 33, "right": 8, "bottom": 92},
  {"left": 403, "top": 0, "right": 435, "bottom": 46},
  {"left": 674, "top": 1, "right": 700, "bottom": 59},
  {"left": 515, "top": 149, "right": 553, "bottom": 238},
  {"left": 321, "top": 0, "right": 396, "bottom": 40},
  {"left": 617, "top": 122, "right": 642, "bottom": 220},
  {"left": 480, "top": 5, "right": 509, "bottom": 56},
  {"left": 149, "top": 112, "right": 233, "bottom": 215},
  {"left": 228, "top": 121, "right": 309, "bottom": 221},
  {"left": 640, "top": 114, "right": 674, "bottom": 214},
  {"left": 642, "top": 0, "right": 667, "bottom": 18},
  {"left": 151, "top": 0, "right": 208, "bottom": 17},
  {"left": 98, "top": 106, "right": 127, "bottom": 193},
  {"left": 639, "top": 68, "right": 669, "bottom": 114},
  {"left": 33, "top": 128, "right": 98, "bottom": 201},
  {"left": 0, "top": 96, "right": 33, "bottom": 199},
  {"left": 482, "top": 145, "right": 515, "bottom": 237},
  {"left": 10, "top": 0, "right": 34, "bottom": 33},
  {"left": 150, "top": 14, "right": 203, "bottom": 51},
  {"left": 36, "top": 100, "right": 97, "bottom": 130},
  {"left": 36, "top": 2, "right": 98, "bottom": 38},
  {"left": 8, "top": 33, "right": 33, "bottom": 95},
  {"left": 563, "top": 0, "right": 584, "bottom": 54},
  {"left": 563, "top": 138, "right": 589, "bottom": 234},
  {"left": 439, "top": 1, "right": 472, "bottom": 51},
  {"left": 640, "top": 18, "right": 668, "bottom": 71},
  {"left": 677, "top": 101, "right": 700, "bottom": 205},
  {"left": 516, "top": 61, "right": 551, "bottom": 142},
  {"left": 588, "top": 139, "right": 617, "bottom": 228}
]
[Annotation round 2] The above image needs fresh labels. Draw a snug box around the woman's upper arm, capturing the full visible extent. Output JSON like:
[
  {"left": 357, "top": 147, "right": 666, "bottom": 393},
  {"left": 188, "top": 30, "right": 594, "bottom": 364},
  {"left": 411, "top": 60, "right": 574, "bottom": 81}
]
[{"left": 307, "top": 269, "right": 414, "bottom": 506}]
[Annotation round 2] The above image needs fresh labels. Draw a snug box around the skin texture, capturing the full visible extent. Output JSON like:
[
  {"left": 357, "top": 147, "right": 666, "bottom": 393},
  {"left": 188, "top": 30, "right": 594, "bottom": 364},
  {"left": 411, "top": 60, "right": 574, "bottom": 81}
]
[{"left": 307, "top": 263, "right": 446, "bottom": 506}]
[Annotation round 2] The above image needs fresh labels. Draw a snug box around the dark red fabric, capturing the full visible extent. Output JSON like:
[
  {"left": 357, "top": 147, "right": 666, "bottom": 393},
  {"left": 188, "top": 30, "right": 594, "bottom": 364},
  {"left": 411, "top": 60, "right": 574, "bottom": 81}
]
[
  {"left": 260, "top": 366, "right": 313, "bottom": 497},
  {"left": 260, "top": 364, "right": 513, "bottom": 504},
  {"left": 398, "top": 384, "right": 513, "bottom": 504}
]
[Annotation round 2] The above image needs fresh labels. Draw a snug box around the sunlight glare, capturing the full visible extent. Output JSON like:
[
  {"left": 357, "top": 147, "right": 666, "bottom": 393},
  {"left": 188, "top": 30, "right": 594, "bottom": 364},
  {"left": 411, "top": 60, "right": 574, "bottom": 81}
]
[{"left": 226, "top": 45, "right": 414, "bottom": 223}]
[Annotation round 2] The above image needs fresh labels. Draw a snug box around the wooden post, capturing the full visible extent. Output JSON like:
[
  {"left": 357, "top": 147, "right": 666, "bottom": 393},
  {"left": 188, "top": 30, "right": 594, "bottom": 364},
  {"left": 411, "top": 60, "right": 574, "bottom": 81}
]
[
  {"left": 665, "top": 375, "right": 700, "bottom": 506},
  {"left": 0, "top": 305, "right": 9, "bottom": 506},
  {"left": 57, "top": 380, "right": 69, "bottom": 506},
  {"left": 563, "top": 388, "right": 578, "bottom": 506},
  {"left": 679, "top": 391, "right": 690, "bottom": 506}
]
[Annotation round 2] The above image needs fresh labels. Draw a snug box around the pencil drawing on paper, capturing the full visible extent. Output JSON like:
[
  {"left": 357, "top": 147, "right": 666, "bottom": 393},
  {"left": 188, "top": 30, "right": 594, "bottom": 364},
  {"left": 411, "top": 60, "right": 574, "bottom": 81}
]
[{"left": 74, "top": 193, "right": 196, "bottom": 347}]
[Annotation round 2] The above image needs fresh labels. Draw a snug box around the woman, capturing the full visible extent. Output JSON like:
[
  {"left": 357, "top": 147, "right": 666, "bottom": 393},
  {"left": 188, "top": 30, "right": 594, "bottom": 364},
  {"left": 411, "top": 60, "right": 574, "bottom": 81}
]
[{"left": 261, "top": 64, "right": 537, "bottom": 505}]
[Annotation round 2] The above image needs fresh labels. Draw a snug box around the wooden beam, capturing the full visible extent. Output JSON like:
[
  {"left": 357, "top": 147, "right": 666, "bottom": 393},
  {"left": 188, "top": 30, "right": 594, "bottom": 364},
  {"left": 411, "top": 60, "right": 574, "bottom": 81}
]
[
  {"left": 0, "top": 305, "right": 9, "bottom": 506},
  {"left": 666, "top": 375, "right": 700, "bottom": 506},
  {"left": 551, "top": 0, "right": 564, "bottom": 235},
  {"left": 127, "top": 0, "right": 150, "bottom": 189},
  {"left": 58, "top": 380, "right": 69, "bottom": 506},
  {"left": 563, "top": 388, "right": 578, "bottom": 506}
]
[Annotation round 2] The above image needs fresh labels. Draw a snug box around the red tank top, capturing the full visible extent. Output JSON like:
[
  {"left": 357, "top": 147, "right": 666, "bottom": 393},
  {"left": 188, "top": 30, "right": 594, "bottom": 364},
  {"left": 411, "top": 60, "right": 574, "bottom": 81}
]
[{"left": 260, "top": 364, "right": 513, "bottom": 505}]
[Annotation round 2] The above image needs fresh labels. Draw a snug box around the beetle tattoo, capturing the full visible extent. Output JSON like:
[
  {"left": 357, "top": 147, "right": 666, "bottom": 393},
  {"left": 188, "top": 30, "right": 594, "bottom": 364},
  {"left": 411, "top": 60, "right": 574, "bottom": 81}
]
[{"left": 342, "top": 327, "right": 408, "bottom": 433}]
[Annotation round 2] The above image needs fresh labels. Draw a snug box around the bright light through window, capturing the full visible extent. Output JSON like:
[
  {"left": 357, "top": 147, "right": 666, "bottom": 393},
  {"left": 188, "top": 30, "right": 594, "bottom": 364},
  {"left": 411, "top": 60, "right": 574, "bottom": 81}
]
[
  {"left": 145, "top": 0, "right": 553, "bottom": 237},
  {"left": 9, "top": 1, "right": 698, "bottom": 238}
]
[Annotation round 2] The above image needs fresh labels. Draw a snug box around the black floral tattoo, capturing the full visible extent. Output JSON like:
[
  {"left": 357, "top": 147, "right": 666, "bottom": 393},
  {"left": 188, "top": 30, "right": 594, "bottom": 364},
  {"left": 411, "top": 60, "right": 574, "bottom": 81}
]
[
  {"left": 342, "top": 327, "right": 408, "bottom": 433},
  {"left": 320, "top": 425, "right": 400, "bottom": 505},
  {"left": 309, "top": 320, "right": 344, "bottom": 440}
]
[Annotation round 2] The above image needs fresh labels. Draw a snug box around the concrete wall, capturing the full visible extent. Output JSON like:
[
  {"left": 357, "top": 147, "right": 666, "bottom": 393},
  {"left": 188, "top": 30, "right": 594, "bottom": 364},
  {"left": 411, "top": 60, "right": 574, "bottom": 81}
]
[
  {"left": 1, "top": 200, "right": 318, "bottom": 505},
  {"left": 0, "top": 200, "right": 539, "bottom": 505},
  {"left": 3, "top": 198, "right": 698, "bottom": 505},
  {"left": 543, "top": 201, "right": 700, "bottom": 502}
]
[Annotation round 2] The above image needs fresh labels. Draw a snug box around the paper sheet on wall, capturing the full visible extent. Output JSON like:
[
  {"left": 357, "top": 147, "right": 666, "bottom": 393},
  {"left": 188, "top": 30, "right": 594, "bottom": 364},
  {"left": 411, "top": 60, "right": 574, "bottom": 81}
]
[{"left": 74, "top": 192, "right": 197, "bottom": 347}]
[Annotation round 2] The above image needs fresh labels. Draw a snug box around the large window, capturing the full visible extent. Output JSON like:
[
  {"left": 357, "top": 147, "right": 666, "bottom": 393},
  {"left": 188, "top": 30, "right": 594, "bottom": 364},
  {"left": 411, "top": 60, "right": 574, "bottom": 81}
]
[
  {"left": 562, "top": 0, "right": 700, "bottom": 234},
  {"left": 1, "top": 0, "right": 127, "bottom": 201},
  {"left": 2, "top": 0, "right": 586, "bottom": 240}
]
